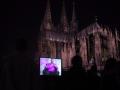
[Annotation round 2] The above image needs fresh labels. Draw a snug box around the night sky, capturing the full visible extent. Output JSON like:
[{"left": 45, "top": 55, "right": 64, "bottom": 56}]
[{"left": 0, "top": 0, "right": 120, "bottom": 58}]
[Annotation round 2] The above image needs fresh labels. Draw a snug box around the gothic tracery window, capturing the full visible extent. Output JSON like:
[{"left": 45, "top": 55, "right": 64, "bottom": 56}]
[
  {"left": 89, "top": 34, "right": 95, "bottom": 59},
  {"left": 100, "top": 35, "right": 108, "bottom": 60},
  {"left": 118, "top": 41, "right": 120, "bottom": 57}
]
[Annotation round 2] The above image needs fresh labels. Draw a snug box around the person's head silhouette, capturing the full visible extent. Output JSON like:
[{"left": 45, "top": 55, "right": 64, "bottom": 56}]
[
  {"left": 71, "top": 55, "right": 82, "bottom": 68},
  {"left": 104, "top": 57, "right": 117, "bottom": 70}
]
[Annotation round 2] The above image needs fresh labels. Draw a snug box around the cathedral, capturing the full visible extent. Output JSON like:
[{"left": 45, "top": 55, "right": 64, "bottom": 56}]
[{"left": 37, "top": 0, "right": 120, "bottom": 70}]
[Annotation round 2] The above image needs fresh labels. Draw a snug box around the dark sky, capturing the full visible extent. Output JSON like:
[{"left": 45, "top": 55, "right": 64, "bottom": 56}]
[{"left": 0, "top": 0, "right": 120, "bottom": 57}]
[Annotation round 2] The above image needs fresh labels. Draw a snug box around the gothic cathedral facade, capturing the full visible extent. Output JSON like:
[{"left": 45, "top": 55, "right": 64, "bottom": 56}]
[{"left": 37, "top": 0, "right": 120, "bottom": 70}]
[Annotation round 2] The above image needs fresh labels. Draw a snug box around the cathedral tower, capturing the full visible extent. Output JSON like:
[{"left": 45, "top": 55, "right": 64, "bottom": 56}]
[
  {"left": 40, "top": 0, "right": 53, "bottom": 31},
  {"left": 70, "top": 2, "right": 78, "bottom": 32},
  {"left": 60, "top": 1, "right": 69, "bottom": 32}
]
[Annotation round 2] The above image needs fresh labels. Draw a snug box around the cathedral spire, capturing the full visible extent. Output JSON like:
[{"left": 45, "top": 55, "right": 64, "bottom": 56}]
[
  {"left": 60, "top": 1, "right": 69, "bottom": 32},
  {"left": 41, "top": 0, "right": 53, "bottom": 30},
  {"left": 70, "top": 1, "right": 78, "bottom": 32},
  {"left": 71, "top": 2, "right": 76, "bottom": 23},
  {"left": 95, "top": 16, "right": 98, "bottom": 23}
]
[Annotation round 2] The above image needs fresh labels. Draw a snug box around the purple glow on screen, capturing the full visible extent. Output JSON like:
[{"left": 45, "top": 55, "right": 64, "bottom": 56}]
[
  {"left": 46, "top": 63, "right": 56, "bottom": 72},
  {"left": 40, "top": 58, "right": 61, "bottom": 76}
]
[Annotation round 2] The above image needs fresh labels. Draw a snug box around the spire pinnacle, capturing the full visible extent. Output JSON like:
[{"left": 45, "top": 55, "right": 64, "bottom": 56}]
[
  {"left": 95, "top": 16, "right": 98, "bottom": 22},
  {"left": 42, "top": 0, "right": 53, "bottom": 30},
  {"left": 72, "top": 1, "right": 76, "bottom": 22},
  {"left": 61, "top": 1, "right": 67, "bottom": 23},
  {"left": 44, "top": 0, "right": 52, "bottom": 21},
  {"left": 60, "top": 1, "right": 68, "bottom": 32},
  {"left": 70, "top": 1, "right": 78, "bottom": 32}
]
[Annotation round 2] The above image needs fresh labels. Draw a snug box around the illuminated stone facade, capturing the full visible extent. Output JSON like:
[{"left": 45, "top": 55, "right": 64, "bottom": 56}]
[{"left": 37, "top": 0, "right": 120, "bottom": 69}]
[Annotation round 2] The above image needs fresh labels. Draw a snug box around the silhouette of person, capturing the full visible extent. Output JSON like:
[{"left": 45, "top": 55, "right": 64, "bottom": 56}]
[
  {"left": 63, "top": 55, "right": 87, "bottom": 90},
  {"left": 0, "top": 38, "right": 36, "bottom": 90},
  {"left": 102, "top": 57, "right": 119, "bottom": 90},
  {"left": 116, "top": 61, "right": 120, "bottom": 89},
  {"left": 87, "top": 63, "right": 101, "bottom": 90}
]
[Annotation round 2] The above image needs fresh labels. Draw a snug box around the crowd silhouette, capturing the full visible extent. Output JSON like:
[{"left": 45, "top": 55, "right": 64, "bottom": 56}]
[{"left": 0, "top": 38, "right": 120, "bottom": 90}]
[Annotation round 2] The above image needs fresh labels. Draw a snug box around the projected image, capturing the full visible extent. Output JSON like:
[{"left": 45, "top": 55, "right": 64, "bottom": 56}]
[{"left": 40, "top": 58, "right": 61, "bottom": 76}]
